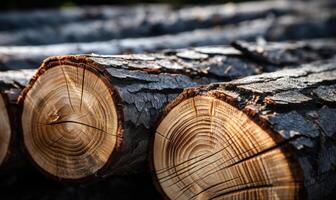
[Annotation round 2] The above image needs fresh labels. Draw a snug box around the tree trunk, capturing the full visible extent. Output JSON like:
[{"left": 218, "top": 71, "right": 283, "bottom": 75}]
[
  {"left": 0, "top": 90, "right": 11, "bottom": 169},
  {"left": 0, "top": 70, "right": 33, "bottom": 175},
  {"left": 18, "top": 42, "right": 336, "bottom": 182},
  {"left": 1, "top": 13, "right": 335, "bottom": 70},
  {"left": 0, "top": 72, "right": 161, "bottom": 200},
  {"left": 0, "top": 0, "right": 304, "bottom": 45},
  {"left": 152, "top": 57, "right": 336, "bottom": 200}
]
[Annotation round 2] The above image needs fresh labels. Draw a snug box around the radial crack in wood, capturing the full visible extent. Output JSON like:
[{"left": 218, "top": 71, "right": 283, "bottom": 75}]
[
  {"left": 21, "top": 65, "right": 119, "bottom": 180},
  {"left": 154, "top": 96, "right": 300, "bottom": 200},
  {"left": 153, "top": 57, "right": 336, "bottom": 199}
]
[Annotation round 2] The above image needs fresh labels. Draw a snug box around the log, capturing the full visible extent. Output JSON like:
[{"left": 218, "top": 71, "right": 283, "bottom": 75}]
[
  {"left": 0, "top": 70, "right": 159, "bottom": 199},
  {"left": 152, "top": 57, "right": 336, "bottom": 199},
  {"left": 0, "top": 70, "right": 33, "bottom": 174},
  {"left": 0, "top": 0, "right": 301, "bottom": 45},
  {"left": 17, "top": 43, "right": 335, "bottom": 182},
  {"left": 1, "top": 13, "right": 335, "bottom": 70},
  {"left": 0, "top": 88, "right": 11, "bottom": 168}
]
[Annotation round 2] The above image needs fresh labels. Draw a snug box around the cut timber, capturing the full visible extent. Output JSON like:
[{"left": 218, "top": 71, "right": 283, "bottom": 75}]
[
  {"left": 0, "top": 70, "right": 33, "bottom": 172},
  {"left": 22, "top": 66, "right": 119, "bottom": 180},
  {"left": 152, "top": 57, "right": 336, "bottom": 199},
  {"left": 18, "top": 48, "right": 254, "bottom": 181},
  {"left": 19, "top": 44, "right": 336, "bottom": 181},
  {"left": 0, "top": 93, "right": 10, "bottom": 166},
  {"left": 17, "top": 44, "right": 292, "bottom": 181}
]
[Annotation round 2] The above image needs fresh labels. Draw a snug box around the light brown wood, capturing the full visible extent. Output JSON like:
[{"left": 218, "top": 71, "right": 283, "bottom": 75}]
[
  {"left": 21, "top": 65, "right": 119, "bottom": 180},
  {"left": 0, "top": 95, "right": 11, "bottom": 166},
  {"left": 153, "top": 96, "right": 299, "bottom": 199}
]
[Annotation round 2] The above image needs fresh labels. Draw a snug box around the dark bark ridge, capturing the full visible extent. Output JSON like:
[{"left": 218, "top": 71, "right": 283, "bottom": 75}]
[
  {"left": 163, "top": 57, "right": 336, "bottom": 199},
  {"left": 19, "top": 43, "right": 336, "bottom": 181}
]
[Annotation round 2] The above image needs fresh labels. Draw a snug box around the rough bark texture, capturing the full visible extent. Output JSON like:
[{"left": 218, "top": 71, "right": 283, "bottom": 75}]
[
  {"left": 1, "top": 13, "right": 335, "bottom": 70},
  {"left": 160, "top": 57, "right": 336, "bottom": 199},
  {"left": 0, "top": 1, "right": 304, "bottom": 45},
  {"left": 19, "top": 42, "right": 336, "bottom": 181}
]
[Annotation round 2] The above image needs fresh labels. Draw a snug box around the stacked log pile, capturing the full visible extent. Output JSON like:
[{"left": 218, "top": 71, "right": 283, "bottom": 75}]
[{"left": 0, "top": 0, "right": 335, "bottom": 200}]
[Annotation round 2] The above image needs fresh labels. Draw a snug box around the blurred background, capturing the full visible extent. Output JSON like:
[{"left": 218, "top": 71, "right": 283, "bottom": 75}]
[
  {"left": 3, "top": 0, "right": 258, "bottom": 10},
  {"left": 0, "top": 0, "right": 335, "bottom": 71},
  {"left": 0, "top": 0, "right": 336, "bottom": 71}
]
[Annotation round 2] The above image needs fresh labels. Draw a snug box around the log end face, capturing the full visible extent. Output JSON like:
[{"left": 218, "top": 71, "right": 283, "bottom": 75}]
[
  {"left": 153, "top": 95, "right": 302, "bottom": 199},
  {"left": 21, "top": 64, "right": 121, "bottom": 180},
  {"left": 0, "top": 94, "right": 11, "bottom": 167}
]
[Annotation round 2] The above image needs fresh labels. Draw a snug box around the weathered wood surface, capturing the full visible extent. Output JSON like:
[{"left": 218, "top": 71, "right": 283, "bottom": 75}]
[
  {"left": 18, "top": 41, "right": 336, "bottom": 181},
  {"left": 0, "top": 1, "right": 306, "bottom": 45},
  {"left": 152, "top": 57, "right": 336, "bottom": 199},
  {"left": 1, "top": 13, "right": 335, "bottom": 70}
]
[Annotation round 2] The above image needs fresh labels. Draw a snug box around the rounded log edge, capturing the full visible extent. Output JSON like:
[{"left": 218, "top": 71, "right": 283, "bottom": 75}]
[
  {"left": 0, "top": 93, "right": 11, "bottom": 169},
  {"left": 18, "top": 56, "right": 124, "bottom": 182},
  {"left": 150, "top": 87, "right": 306, "bottom": 200}
]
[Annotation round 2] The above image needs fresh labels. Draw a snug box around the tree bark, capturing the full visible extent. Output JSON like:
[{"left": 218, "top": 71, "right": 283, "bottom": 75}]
[
  {"left": 1, "top": 13, "right": 335, "bottom": 70},
  {"left": 18, "top": 42, "right": 336, "bottom": 182},
  {"left": 152, "top": 57, "right": 336, "bottom": 200},
  {"left": 0, "top": 0, "right": 303, "bottom": 45}
]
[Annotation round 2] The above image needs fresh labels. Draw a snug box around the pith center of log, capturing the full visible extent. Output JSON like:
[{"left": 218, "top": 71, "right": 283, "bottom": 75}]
[
  {"left": 0, "top": 95, "right": 10, "bottom": 166},
  {"left": 153, "top": 96, "right": 299, "bottom": 199},
  {"left": 21, "top": 65, "right": 119, "bottom": 180}
]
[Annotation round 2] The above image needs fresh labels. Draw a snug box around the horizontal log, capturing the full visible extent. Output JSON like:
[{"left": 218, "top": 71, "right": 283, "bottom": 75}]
[
  {"left": 152, "top": 57, "right": 336, "bottom": 199},
  {"left": 0, "top": 70, "right": 161, "bottom": 200},
  {"left": 0, "top": 89, "right": 11, "bottom": 169},
  {"left": 0, "top": 71, "right": 32, "bottom": 175},
  {"left": 17, "top": 42, "right": 336, "bottom": 182},
  {"left": 0, "top": 0, "right": 302, "bottom": 45},
  {"left": 1, "top": 13, "right": 336, "bottom": 70}
]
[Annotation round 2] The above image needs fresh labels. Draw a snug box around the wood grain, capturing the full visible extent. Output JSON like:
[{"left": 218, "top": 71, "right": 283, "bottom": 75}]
[
  {"left": 21, "top": 65, "right": 119, "bottom": 179},
  {"left": 152, "top": 57, "right": 336, "bottom": 199},
  {"left": 0, "top": 94, "right": 10, "bottom": 166}
]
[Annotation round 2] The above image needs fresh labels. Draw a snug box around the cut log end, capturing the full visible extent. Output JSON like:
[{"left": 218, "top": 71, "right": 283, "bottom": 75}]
[
  {"left": 153, "top": 96, "right": 301, "bottom": 199},
  {"left": 21, "top": 64, "right": 120, "bottom": 180},
  {"left": 0, "top": 94, "right": 11, "bottom": 167}
]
